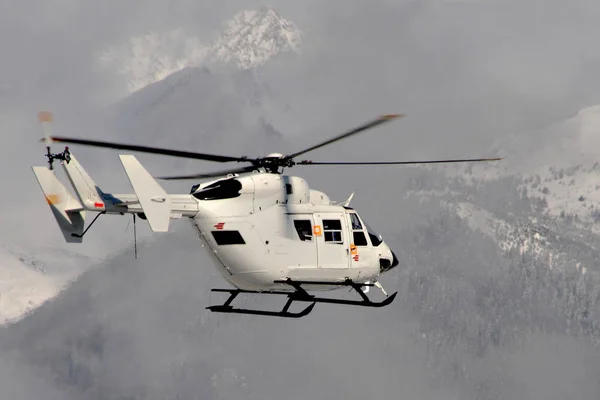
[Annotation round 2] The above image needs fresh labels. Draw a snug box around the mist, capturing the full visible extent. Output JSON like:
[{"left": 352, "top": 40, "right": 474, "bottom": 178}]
[{"left": 2, "top": 0, "right": 600, "bottom": 399}]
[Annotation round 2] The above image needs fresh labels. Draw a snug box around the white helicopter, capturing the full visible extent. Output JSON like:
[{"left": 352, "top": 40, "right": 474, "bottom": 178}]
[{"left": 32, "top": 111, "right": 501, "bottom": 318}]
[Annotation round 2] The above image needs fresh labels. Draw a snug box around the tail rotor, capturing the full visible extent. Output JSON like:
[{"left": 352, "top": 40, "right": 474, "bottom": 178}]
[{"left": 38, "top": 111, "right": 70, "bottom": 170}]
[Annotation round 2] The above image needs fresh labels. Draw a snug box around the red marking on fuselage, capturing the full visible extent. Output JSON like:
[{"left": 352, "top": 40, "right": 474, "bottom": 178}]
[
  {"left": 94, "top": 202, "right": 104, "bottom": 208},
  {"left": 214, "top": 222, "right": 225, "bottom": 230}
]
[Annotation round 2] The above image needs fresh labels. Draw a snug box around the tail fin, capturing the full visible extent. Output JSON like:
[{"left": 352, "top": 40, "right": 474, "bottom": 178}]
[
  {"left": 119, "top": 155, "right": 171, "bottom": 232},
  {"left": 61, "top": 152, "right": 107, "bottom": 211},
  {"left": 32, "top": 166, "right": 86, "bottom": 243}
]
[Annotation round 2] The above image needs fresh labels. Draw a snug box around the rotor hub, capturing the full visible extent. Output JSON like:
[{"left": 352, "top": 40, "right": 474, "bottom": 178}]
[{"left": 265, "top": 152, "right": 284, "bottom": 159}]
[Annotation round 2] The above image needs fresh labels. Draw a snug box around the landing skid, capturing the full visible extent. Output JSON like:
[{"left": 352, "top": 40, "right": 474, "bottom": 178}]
[{"left": 206, "top": 278, "right": 398, "bottom": 318}]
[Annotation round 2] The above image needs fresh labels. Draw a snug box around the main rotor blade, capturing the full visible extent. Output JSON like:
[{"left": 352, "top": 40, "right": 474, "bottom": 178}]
[
  {"left": 156, "top": 166, "right": 258, "bottom": 180},
  {"left": 285, "top": 114, "right": 404, "bottom": 160},
  {"left": 46, "top": 136, "right": 253, "bottom": 163},
  {"left": 297, "top": 157, "right": 503, "bottom": 165}
]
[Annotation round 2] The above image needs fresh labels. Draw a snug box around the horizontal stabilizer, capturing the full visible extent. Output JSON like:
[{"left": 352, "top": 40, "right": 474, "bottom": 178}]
[
  {"left": 32, "top": 166, "right": 86, "bottom": 243},
  {"left": 119, "top": 155, "right": 171, "bottom": 232}
]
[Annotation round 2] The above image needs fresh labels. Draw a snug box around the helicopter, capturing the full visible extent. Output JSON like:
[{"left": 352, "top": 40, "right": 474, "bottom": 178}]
[{"left": 32, "top": 111, "right": 502, "bottom": 318}]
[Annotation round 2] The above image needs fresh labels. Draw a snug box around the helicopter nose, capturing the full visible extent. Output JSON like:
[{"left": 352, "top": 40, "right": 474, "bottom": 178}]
[
  {"left": 379, "top": 249, "right": 399, "bottom": 273},
  {"left": 391, "top": 250, "right": 399, "bottom": 267}
]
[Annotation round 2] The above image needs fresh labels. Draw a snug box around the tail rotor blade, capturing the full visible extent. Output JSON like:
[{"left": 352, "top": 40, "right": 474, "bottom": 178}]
[
  {"left": 37, "top": 111, "right": 54, "bottom": 148},
  {"left": 38, "top": 111, "right": 56, "bottom": 169}
]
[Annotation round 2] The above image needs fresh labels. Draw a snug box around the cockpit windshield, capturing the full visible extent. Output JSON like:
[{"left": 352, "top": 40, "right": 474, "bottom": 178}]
[{"left": 365, "top": 221, "right": 383, "bottom": 247}]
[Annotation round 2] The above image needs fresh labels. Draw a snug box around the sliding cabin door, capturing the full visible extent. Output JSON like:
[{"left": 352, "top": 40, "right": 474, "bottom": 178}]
[{"left": 313, "top": 212, "right": 350, "bottom": 269}]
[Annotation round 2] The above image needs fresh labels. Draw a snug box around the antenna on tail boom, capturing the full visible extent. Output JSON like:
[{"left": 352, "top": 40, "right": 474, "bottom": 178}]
[
  {"left": 133, "top": 213, "right": 138, "bottom": 259},
  {"left": 125, "top": 214, "right": 139, "bottom": 259}
]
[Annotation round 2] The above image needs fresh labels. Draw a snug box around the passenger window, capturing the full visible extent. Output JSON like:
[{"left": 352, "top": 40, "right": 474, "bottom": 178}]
[
  {"left": 211, "top": 230, "right": 245, "bottom": 245},
  {"left": 353, "top": 231, "right": 368, "bottom": 246},
  {"left": 294, "top": 220, "right": 313, "bottom": 241},
  {"left": 323, "top": 219, "right": 343, "bottom": 243}
]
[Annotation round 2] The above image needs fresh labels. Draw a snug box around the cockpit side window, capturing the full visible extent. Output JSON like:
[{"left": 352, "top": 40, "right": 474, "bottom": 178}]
[
  {"left": 294, "top": 220, "right": 313, "bottom": 241},
  {"left": 349, "top": 213, "right": 363, "bottom": 230},
  {"left": 349, "top": 213, "right": 368, "bottom": 246},
  {"left": 353, "top": 231, "right": 368, "bottom": 246}
]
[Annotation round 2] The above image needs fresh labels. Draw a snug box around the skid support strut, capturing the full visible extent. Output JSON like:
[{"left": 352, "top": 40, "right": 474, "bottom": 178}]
[{"left": 206, "top": 278, "right": 397, "bottom": 318}]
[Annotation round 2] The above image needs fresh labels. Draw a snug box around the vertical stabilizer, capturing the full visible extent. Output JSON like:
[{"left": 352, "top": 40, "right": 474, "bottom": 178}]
[
  {"left": 61, "top": 152, "right": 107, "bottom": 211},
  {"left": 32, "top": 166, "right": 86, "bottom": 243},
  {"left": 119, "top": 155, "right": 171, "bottom": 232}
]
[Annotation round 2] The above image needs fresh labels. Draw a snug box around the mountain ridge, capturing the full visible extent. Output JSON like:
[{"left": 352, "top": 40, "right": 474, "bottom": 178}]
[{"left": 97, "top": 6, "right": 303, "bottom": 94}]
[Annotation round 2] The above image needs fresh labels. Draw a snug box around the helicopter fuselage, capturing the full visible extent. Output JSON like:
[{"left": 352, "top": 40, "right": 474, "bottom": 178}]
[{"left": 189, "top": 172, "right": 399, "bottom": 292}]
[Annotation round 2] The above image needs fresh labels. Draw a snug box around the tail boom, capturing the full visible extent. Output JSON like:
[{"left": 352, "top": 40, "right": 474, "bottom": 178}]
[
  {"left": 32, "top": 150, "right": 199, "bottom": 243},
  {"left": 61, "top": 151, "right": 199, "bottom": 225}
]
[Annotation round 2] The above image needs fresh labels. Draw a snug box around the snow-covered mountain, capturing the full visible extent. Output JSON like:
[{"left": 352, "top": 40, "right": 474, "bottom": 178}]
[
  {"left": 97, "top": 6, "right": 303, "bottom": 94},
  {"left": 439, "top": 104, "right": 600, "bottom": 226},
  {"left": 505, "top": 105, "right": 600, "bottom": 226},
  {"left": 207, "top": 7, "right": 302, "bottom": 70},
  {"left": 403, "top": 105, "right": 600, "bottom": 275}
]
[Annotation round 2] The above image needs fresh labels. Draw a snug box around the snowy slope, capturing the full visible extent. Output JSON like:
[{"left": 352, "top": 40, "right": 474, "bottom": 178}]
[
  {"left": 447, "top": 201, "right": 563, "bottom": 268},
  {"left": 405, "top": 136, "right": 600, "bottom": 273},
  {"left": 97, "top": 6, "right": 303, "bottom": 93},
  {"left": 0, "top": 249, "right": 57, "bottom": 325},
  {"left": 400, "top": 184, "right": 600, "bottom": 274},
  {"left": 0, "top": 245, "right": 97, "bottom": 325},
  {"left": 96, "top": 28, "right": 208, "bottom": 94},
  {"left": 448, "top": 104, "right": 600, "bottom": 226}
]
